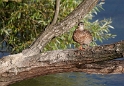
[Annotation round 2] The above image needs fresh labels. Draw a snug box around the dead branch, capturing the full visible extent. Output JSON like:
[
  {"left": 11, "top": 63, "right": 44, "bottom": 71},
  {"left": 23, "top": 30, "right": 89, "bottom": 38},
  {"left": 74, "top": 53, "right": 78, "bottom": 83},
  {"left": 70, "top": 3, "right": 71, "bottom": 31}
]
[{"left": 0, "top": 40, "right": 124, "bottom": 86}]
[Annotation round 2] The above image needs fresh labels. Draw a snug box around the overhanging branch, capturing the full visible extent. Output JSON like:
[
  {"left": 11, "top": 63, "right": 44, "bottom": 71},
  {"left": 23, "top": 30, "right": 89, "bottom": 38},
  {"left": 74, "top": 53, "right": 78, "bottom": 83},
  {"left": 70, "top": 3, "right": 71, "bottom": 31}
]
[{"left": 0, "top": 40, "right": 124, "bottom": 86}]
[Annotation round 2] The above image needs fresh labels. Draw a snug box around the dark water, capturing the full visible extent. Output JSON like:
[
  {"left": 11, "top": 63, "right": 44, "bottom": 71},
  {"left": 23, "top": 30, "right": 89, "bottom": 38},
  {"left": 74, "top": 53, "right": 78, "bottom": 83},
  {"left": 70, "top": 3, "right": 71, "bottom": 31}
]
[
  {"left": 95, "top": 0, "right": 124, "bottom": 44},
  {"left": 0, "top": 52, "right": 9, "bottom": 58},
  {"left": 11, "top": 72, "right": 124, "bottom": 86},
  {"left": 7, "top": 0, "right": 124, "bottom": 86}
]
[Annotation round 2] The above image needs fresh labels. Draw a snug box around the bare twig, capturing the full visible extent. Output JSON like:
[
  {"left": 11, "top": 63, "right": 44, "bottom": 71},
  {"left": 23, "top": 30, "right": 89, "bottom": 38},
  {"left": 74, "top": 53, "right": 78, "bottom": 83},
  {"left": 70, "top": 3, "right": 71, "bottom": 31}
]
[{"left": 51, "top": 0, "right": 61, "bottom": 25}]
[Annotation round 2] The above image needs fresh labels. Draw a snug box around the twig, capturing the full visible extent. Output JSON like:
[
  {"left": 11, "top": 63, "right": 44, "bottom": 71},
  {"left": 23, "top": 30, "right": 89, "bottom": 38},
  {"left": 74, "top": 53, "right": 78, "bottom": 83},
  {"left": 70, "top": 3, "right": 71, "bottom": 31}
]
[{"left": 51, "top": 0, "right": 61, "bottom": 25}]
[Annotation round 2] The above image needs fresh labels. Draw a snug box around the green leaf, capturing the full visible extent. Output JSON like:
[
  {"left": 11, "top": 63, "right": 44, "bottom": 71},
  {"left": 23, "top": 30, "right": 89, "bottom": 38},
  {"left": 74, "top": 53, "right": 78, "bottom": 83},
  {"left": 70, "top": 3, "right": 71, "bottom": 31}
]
[{"left": 108, "top": 25, "right": 114, "bottom": 29}]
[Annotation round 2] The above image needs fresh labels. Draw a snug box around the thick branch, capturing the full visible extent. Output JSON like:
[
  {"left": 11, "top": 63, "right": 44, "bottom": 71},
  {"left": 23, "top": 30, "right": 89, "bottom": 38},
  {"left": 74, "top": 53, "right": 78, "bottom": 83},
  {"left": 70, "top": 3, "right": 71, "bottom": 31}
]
[
  {"left": 22, "top": 0, "right": 99, "bottom": 57},
  {"left": 0, "top": 40, "right": 124, "bottom": 86},
  {"left": 82, "top": 60, "right": 124, "bottom": 74}
]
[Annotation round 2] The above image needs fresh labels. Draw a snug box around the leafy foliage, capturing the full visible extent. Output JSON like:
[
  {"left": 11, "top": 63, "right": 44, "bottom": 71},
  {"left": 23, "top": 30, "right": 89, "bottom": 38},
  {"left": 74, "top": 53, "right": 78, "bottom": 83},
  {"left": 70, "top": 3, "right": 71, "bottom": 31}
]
[
  {"left": 44, "top": 1, "right": 116, "bottom": 51},
  {"left": 0, "top": 0, "right": 79, "bottom": 53},
  {"left": 1, "top": 0, "right": 51, "bottom": 53},
  {"left": 0, "top": 0, "right": 116, "bottom": 53}
]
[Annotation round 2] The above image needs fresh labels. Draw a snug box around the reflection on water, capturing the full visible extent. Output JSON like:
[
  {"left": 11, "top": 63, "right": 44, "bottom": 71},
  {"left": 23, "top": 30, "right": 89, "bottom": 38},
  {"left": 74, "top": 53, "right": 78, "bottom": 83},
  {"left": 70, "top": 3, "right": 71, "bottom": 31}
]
[{"left": 11, "top": 72, "right": 124, "bottom": 86}]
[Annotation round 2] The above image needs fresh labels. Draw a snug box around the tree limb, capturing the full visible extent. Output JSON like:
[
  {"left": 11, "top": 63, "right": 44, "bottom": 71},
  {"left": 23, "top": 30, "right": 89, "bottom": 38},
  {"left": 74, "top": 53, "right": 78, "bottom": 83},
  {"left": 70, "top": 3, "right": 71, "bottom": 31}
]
[
  {"left": 0, "top": 40, "right": 124, "bottom": 86},
  {"left": 51, "top": 0, "right": 61, "bottom": 25}
]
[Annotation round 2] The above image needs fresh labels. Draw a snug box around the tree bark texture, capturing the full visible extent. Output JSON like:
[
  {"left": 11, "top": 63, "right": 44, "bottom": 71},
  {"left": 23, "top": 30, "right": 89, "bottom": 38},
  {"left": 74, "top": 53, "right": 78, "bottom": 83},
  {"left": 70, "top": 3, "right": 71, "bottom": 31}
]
[
  {"left": 22, "top": 0, "right": 99, "bottom": 57},
  {"left": 1, "top": 0, "right": 124, "bottom": 86},
  {"left": 0, "top": 40, "right": 124, "bottom": 86}
]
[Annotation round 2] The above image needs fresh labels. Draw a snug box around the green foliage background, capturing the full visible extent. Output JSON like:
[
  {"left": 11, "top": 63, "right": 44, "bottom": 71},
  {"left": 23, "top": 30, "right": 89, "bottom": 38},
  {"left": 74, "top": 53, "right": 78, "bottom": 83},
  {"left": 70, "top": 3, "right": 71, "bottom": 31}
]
[{"left": 0, "top": 0, "right": 116, "bottom": 53}]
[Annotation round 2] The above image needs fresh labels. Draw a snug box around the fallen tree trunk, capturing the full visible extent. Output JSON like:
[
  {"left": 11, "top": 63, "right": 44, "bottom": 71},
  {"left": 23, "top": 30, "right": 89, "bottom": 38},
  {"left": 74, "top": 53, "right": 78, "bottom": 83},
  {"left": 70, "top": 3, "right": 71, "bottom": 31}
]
[
  {"left": 1, "top": 0, "right": 123, "bottom": 86},
  {"left": 0, "top": 40, "right": 124, "bottom": 86},
  {"left": 0, "top": 0, "right": 101, "bottom": 85}
]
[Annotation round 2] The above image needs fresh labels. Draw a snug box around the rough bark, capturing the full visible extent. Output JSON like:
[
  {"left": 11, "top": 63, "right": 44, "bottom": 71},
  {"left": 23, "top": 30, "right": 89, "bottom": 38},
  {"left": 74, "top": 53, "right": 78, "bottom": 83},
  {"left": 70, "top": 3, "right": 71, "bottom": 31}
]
[
  {"left": 0, "top": 40, "right": 124, "bottom": 86},
  {"left": 22, "top": 0, "right": 99, "bottom": 57},
  {"left": 1, "top": 0, "right": 124, "bottom": 86}
]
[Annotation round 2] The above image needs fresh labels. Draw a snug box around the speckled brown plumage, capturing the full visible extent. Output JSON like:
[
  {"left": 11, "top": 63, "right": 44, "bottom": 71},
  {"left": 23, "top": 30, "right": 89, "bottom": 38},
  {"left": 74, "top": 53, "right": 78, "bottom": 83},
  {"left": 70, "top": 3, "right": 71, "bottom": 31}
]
[{"left": 73, "top": 22, "right": 92, "bottom": 49}]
